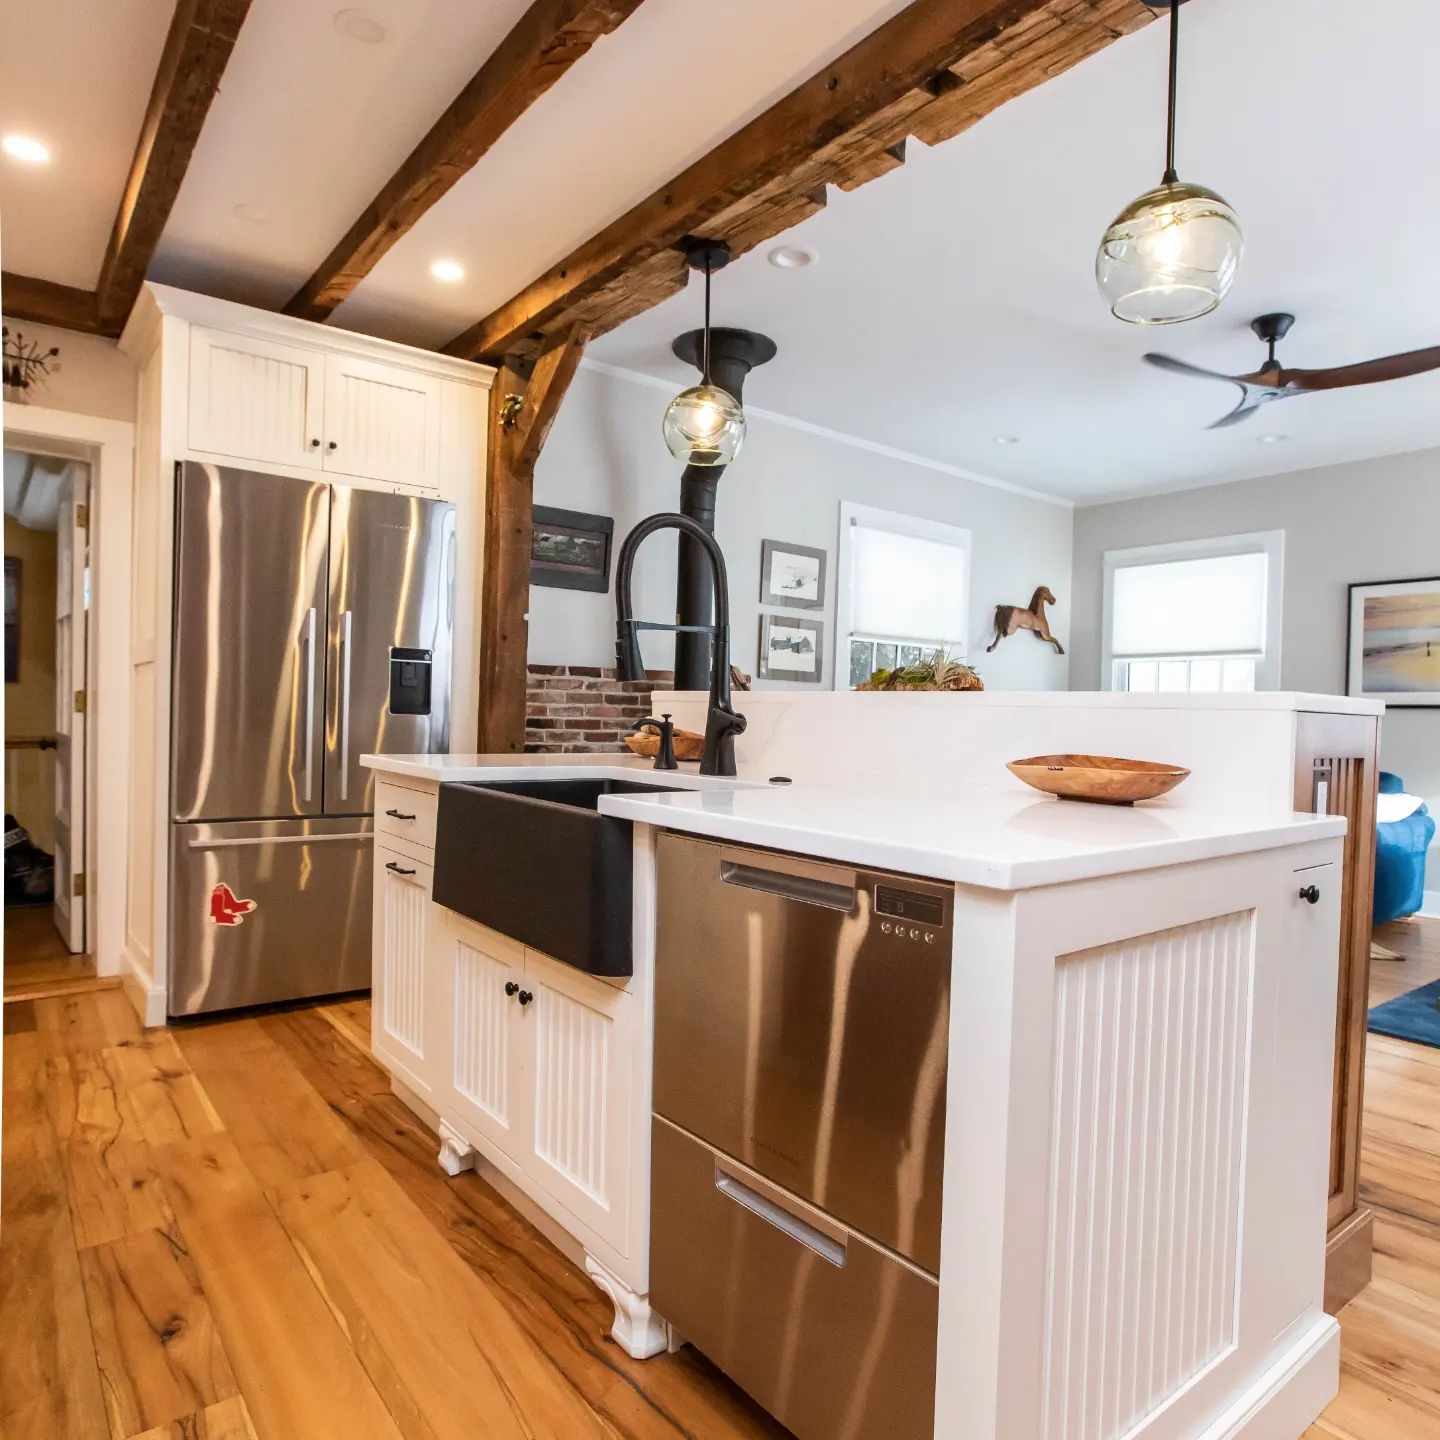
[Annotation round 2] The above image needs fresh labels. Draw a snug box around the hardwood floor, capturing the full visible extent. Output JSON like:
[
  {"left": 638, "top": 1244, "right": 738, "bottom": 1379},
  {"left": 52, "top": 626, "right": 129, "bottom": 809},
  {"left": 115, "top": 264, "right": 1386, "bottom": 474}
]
[
  {"left": 4, "top": 904, "right": 99, "bottom": 999},
  {"left": 3, "top": 918, "right": 1438, "bottom": 1439}
]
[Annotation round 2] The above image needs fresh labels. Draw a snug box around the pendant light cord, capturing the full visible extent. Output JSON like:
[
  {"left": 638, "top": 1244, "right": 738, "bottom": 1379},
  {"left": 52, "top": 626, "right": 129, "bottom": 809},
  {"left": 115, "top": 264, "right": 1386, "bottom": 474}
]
[
  {"left": 702, "top": 252, "right": 712, "bottom": 385},
  {"left": 1163, "top": 0, "right": 1180, "bottom": 184}
]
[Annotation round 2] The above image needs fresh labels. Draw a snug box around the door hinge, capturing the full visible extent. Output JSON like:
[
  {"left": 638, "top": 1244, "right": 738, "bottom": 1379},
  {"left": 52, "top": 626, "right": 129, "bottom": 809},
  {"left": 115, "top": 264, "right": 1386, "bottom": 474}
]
[
  {"left": 73, "top": 873, "right": 86, "bottom": 898},
  {"left": 74, "top": 689, "right": 87, "bottom": 714},
  {"left": 76, "top": 502, "right": 89, "bottom": 530}
]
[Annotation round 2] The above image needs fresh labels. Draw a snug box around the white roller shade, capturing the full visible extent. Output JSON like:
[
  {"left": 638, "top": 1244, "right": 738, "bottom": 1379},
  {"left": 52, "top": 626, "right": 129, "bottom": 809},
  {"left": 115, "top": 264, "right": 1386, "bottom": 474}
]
[
  {"left": 1111, "top": 551, "right": 1269, "bottom": 658},
  {"left": 850, "top": 521, "right": 969, "bottom": 646}
]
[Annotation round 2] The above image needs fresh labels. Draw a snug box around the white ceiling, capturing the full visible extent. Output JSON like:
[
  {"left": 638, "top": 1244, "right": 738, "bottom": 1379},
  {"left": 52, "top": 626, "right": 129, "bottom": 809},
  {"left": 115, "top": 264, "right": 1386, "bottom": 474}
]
[
  {"left": 0, "top": 0, "right": 174, "bottom": 288},
  {"left": 4, "top": 0, "right": 1439, "bottom": 503}
]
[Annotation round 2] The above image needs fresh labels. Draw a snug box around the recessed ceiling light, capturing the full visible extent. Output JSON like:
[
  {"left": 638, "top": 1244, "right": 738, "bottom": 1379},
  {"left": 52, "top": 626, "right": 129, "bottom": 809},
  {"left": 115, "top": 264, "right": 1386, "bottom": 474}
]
[
  {"left": 430, "top": 259, "right": 465, "bottom": 284},
  {"left": 768, "top": 245, "right": 817, "bottom": 270},
  {"left": 1257, "top": 433, "right": 1290, "bottom": 445},
  {"left": 232, "top": 202, "right": 270, "bottom": 225},
  {"left": 2, "top": 134, "right": 50, "bottom": 165},
  {"left": 993, "top": 434, "right": 1021, "bottom": 446},
  {"left": 334, "top": 7, "right": 386, "bottom": 43}
]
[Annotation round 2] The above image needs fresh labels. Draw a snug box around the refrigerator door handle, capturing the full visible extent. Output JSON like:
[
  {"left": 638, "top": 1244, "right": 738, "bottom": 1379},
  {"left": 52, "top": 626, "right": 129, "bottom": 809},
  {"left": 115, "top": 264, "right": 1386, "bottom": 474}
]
[
  {"left": 187, "top": 831, "right": 370, "bottom": 850},
  {"left": 300, "top": 607, "right": 317, "bottom": 804},
  {"left": 338, "top": 609, "right": 353, "bottom": 802}
]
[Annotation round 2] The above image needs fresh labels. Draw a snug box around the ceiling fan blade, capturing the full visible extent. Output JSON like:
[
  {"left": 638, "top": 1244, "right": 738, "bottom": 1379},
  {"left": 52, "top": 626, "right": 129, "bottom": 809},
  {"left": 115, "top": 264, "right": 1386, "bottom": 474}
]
[
  {"left": 1282, "top": 345, "right": 1440, "bottom": 392},
  {"left": 1206, "top": 394, "right": 1272, "bottom": 429},
  {"left": 1143, "top": 353, "right": 1247, "bottom": 387}
]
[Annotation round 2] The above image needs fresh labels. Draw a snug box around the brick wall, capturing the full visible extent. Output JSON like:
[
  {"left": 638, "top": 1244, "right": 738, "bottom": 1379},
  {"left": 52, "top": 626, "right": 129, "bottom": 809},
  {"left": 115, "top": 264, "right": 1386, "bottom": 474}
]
[{"left": 525, "top": 665, "right": 675, "bottom": 754}]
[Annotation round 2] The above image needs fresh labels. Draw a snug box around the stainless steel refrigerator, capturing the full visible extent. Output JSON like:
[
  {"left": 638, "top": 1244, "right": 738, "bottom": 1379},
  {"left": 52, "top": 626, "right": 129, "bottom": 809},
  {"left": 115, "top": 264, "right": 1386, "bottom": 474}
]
[{"left": 168, "top": 461, "right": 454, "bottom": 1016}]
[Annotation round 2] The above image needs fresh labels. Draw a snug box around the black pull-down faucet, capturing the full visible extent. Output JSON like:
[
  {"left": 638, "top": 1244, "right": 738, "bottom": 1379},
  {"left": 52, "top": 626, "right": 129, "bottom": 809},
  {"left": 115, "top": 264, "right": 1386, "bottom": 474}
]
[{"left": 614, "top": 512, "right": 746, "bottom": 777}]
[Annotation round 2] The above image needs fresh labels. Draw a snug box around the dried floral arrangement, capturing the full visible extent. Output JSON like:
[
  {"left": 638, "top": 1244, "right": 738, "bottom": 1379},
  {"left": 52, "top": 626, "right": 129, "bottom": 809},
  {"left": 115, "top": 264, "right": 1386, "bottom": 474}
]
[{"left": 857, "top": 648, "right": 983, "bottom": 692}]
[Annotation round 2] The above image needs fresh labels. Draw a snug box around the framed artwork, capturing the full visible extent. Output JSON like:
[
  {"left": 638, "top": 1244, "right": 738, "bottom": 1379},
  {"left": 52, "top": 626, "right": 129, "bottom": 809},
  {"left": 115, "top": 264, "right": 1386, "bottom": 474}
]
[
  {"left": 1346, "top": 577, "right": 1440, "bottom": 707},
  {"left": 758, "top": 614, "right": 824, "bottom": 683},
  {"left": 759, "top": 539, "right": 826, "bottom": 610},
  {"left": 530, "top": 505, "right": 614, "bottom": 593},
  {"left": 4, "top": 557, "right": 19, "bottom": 683}
]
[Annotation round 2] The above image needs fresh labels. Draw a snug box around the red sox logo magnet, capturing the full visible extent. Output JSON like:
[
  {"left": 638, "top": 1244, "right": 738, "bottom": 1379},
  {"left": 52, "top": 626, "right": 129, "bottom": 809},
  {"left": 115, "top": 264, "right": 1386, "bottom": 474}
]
[{"left": 209, "top": 882, "right": 258, "bottom": 927}]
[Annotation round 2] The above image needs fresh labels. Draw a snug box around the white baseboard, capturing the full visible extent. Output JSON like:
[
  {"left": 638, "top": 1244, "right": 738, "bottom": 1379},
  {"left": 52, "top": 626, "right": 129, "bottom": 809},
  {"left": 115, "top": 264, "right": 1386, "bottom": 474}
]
[
  {"left": 119, "top": 947, "right": 167, "bottom": 1027},
  {"left": 1200, "top": 1315, "right": 1339, "bottom": 1440},
  {"left": 1417, "top": 889, "right": 1440, "bottom": 920}
]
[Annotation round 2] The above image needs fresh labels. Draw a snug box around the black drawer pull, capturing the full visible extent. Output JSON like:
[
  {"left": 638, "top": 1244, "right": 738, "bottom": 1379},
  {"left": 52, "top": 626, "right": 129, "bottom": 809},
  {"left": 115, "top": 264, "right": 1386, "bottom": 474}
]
[
  {"left": 385, "top": 861, "right": 416, "bottom": 876},
  {"left": 385, "top": 808, "right": 417, "bottom": 820},
  {"left": 504, "top": 981, "right": 519, "bottom": 997},
  {"left": 517, "top": 989, "right": 534, "bottom": 1006},
  {"left": 1299, "top": 884, "right": 1320, "bottom": 904}
]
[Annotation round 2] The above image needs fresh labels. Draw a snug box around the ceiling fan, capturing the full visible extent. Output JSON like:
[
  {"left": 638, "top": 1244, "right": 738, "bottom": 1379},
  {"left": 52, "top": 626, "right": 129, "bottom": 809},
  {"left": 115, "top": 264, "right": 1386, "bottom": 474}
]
[{"left": 1144, "top": 312, "right": 1440, "bottom": 428}]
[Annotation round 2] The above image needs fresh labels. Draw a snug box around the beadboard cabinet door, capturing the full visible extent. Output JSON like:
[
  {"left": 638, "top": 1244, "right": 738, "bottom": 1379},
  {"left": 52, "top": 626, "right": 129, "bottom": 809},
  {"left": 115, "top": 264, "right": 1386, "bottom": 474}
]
[
  {"left": 322, "top": 352, "right": 442, "bottom": 489},
  {"left": 521, "top": 948, "right": 635, "bottom": 1256},
  {"left": 446, "top": 914, "right": 528, "bottom": 1162},
  {"left": 189, "top": 326, "right": 326, "bottom": 470},
  {"left": 372, "top": 846, "right": 437, "bottom": 1105}
]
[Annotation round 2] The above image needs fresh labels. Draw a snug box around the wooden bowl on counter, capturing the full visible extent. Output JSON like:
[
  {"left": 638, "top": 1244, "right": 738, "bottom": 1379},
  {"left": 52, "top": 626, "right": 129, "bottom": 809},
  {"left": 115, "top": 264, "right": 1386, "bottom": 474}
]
[
  {"left": 624, "top": 728, "right": 706, "bottom": 763},
  {"left": 1006, "top": 753, "right": 1190, "bottom": 805}
]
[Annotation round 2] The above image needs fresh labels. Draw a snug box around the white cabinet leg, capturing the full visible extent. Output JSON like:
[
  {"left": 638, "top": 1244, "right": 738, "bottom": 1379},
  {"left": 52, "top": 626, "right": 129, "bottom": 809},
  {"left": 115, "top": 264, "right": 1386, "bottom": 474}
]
[
  {"left": 437, "top": 1120, "right": 476, "bottom": 1177},
  {"left": 585, "top": 1255, "right": 680, "bottom": 1359}
]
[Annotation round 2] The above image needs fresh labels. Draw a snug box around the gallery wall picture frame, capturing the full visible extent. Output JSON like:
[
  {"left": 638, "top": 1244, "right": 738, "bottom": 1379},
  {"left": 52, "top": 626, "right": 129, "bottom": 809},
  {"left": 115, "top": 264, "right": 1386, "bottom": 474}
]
[
  {"left": 759, "top": 539, "right": 826, "bottom": 610},
  {"left": 530, "top": 505, "right": 614, "bottom": 593},
  {"left": 758, "top": 613, "right": 824, "bottom": 683},
  {"left": 1346, "top": 576, "right": 1440, "bottom": 708}
]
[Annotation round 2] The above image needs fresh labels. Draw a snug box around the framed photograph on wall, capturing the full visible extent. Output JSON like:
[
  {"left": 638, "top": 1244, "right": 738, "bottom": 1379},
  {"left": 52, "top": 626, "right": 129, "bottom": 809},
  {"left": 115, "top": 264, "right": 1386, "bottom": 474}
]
[
  {"left": 1346, "top": 576, "right": 1440, "bottom": 707},
  {"left": 759, "top": 539, "right": 826, "bottom": 610},
  {"left": 530, "top": 506, "right": 614, "bottom": 593},
  {"left": 758, "top": 614, "right": 824, "bottom": 683}
]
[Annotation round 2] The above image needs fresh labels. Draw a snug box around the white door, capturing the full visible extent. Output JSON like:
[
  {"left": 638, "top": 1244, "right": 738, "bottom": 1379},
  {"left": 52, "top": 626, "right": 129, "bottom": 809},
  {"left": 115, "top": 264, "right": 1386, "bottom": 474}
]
[
  {"left": 52, "top": 467, "right": 88, "bottom": 953},
  {"left": 371, "top": 846, "right": 435, "bottom": 1102},
  {"left": 446, "top": 915, "right": 527, "bottom": 1161},
  {"left": 521, "top": 949, "right": 635, "bottom": 1254},
  {"left": 189, "top": 326, "right": 327, "bottom": 470},
  {"left": 321, "top": 353, "right": 441, "bottom": 489}
]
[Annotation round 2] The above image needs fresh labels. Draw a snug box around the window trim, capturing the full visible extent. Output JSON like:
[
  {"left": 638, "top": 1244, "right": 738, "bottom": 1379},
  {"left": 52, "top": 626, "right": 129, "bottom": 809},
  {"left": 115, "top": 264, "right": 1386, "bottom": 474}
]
[
  {"left": 1100, "top": 530, "right": 1285, "bottom": 691},
  {"left": 835, "top": 501, "right": 973, "bottom": 690}
]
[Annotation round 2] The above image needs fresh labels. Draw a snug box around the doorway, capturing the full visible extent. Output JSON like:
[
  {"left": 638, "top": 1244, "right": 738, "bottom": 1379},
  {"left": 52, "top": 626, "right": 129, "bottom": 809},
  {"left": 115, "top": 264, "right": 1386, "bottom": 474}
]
[{"left": 4, "top": 445, "right": 91, "bottom": 992}]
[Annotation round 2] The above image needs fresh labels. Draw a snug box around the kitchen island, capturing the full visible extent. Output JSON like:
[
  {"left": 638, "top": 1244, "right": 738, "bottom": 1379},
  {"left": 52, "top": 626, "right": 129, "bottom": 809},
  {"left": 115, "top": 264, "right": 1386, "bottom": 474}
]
[{"left": 361, "top": 746, "right": 1347, "bottom": 1440}]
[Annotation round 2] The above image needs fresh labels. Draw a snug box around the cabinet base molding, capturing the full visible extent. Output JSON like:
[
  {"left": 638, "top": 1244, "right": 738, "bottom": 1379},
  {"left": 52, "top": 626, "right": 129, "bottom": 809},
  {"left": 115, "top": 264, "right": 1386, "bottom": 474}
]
[
  {"left": 584, "top": 1255, "right": 678, "bottom": 1360},
  {"left": 437, "top": 1120, "right": 477, "bottom": 1177},
  {"left": 1197, "top": 1315, "right": 1338, "bottom": 1440},
  {"left": 1323, "top": 1205, "right": 1374, "bottom": 1314}
]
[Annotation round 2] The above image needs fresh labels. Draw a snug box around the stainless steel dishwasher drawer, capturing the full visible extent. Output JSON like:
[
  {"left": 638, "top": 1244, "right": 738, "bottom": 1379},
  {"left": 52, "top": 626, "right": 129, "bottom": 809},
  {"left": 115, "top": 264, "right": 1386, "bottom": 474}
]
[{"left": 651, "top": 1116, "right": 938, "bottom": 1440}]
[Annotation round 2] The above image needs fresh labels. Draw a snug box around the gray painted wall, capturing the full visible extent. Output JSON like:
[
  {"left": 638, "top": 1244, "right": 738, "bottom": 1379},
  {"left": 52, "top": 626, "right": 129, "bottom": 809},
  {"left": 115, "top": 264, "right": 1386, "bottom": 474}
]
[
  {"left": 529, "top": 363, "right": 1074, "bottom": 692},
  {"left": 1071, "top": 446, "right": 1440, "bottom": 900}
]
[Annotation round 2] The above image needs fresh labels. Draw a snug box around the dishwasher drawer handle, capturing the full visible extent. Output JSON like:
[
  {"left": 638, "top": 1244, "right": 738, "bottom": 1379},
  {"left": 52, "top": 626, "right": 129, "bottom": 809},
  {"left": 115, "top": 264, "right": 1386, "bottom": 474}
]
[
  {"left": 714, "top": 1166, "right": 847, "bottom": 1268},
  {"left": 719, "top": 860, "right": 856, "bottom": 913},
  {"left": 384, "top": 807, "right": 418, "bottom": 821}
]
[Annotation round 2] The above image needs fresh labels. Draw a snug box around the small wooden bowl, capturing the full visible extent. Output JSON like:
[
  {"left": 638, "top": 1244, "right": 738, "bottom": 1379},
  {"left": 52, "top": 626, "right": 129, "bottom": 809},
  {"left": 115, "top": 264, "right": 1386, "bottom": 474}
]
[
  {"left": 1006, "top": 753, "right": 1190, "bottom": 806},
  {"left": 624, "top": 728, "right": 705, "bottom": 763}
]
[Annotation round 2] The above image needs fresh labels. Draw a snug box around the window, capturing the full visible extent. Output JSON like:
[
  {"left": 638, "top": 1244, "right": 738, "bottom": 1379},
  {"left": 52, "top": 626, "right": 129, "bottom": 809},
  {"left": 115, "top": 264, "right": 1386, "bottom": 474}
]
[
  {"left": 1102, "top": 531, "right": 1284, "bottom": 693},
  {"left": 836, "top": 502, "right": 971, "bottom": 689}
]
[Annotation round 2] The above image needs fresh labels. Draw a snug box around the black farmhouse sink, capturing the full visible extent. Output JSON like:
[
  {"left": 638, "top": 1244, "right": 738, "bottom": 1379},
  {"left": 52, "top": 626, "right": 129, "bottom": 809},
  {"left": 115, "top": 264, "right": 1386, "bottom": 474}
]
[{"left": 432, "top": 778, "right": 682, "bottom": 977}]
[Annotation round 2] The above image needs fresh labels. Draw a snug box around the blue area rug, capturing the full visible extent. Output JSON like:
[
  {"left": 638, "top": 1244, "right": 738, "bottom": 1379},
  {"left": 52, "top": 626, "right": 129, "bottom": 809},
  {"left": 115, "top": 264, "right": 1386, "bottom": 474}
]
[{"left": 1368, "top": 978, "right": 1440, "bottom": 1049}]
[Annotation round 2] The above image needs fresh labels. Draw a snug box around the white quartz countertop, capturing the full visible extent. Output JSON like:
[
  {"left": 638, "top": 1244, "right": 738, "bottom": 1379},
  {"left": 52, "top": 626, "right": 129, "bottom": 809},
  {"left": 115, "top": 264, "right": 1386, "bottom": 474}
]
[{"left": 362, "top": 752, "right": 1346, "bottom": 890}]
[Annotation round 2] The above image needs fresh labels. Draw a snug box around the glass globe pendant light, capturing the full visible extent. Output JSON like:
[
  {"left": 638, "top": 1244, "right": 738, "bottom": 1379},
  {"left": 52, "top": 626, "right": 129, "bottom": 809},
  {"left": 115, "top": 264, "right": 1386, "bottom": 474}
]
[
  {"left": 663, "top": 240, "right": 745, "bottom": 466},
  {"left": 1096, "top": 0, "right": 1242, "bottom": 324}
]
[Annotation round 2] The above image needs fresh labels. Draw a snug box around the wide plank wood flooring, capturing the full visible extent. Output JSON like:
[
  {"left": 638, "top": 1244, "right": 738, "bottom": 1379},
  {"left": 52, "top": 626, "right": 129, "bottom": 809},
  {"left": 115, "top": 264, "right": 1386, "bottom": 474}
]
[
  {"left": 3, "top": 918, "right": 1438, "bottom": 1439},
  {"left": 4, "top": 904, "right": 98, "bottom": 1000}
]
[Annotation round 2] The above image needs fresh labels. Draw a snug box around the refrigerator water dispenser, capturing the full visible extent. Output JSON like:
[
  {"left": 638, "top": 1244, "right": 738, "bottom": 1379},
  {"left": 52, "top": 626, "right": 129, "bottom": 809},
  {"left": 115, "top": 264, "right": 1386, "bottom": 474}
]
[{"left": 389, "top": 647, "right": 433, "bottom": 715}]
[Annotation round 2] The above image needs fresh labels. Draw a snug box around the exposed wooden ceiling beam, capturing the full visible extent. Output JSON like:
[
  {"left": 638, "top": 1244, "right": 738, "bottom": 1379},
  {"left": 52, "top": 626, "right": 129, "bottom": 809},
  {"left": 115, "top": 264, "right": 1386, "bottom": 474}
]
[
  {"left": 284, "top": 0, "right": 649, "bottom": 323},
  {"left": 1, "top": 273, "right": 105, "bottom": 336},
  {"left": 95, "top": 0, "right": 253, "bottom": 331},
  {"left": 445, "top": 0, "right": 1153, "bottom": 363}
]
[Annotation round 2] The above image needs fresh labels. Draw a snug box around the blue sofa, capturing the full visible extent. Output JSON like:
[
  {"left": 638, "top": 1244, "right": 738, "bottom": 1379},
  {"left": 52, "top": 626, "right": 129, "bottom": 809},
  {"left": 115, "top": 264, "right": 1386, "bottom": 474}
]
[{"left": 1374, "top": 771, "right": 1435, "bottom": 926}]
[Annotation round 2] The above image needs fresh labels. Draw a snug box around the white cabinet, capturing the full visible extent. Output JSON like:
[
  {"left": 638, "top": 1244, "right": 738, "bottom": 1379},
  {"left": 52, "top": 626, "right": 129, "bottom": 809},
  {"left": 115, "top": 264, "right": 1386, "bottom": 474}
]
[
  {"left": 372, "top": 844, "right": 440, "bottom": 1105},
  {"left": 189, "top": 326, "right": 326, "bottom": 471},
  {"left": 323, "top": 353, "right": 442, "bottom": 489},
  {"left": 439, "top": 911, "right": 635, "bottom": 1258},
  {"left": 187, "top": 325, "right": 444, "bottom": 491}
]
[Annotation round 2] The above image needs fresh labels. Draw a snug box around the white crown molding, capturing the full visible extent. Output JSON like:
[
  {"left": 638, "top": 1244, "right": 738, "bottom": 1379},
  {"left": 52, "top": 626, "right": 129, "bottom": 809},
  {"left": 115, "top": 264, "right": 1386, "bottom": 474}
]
[{"left": 578, "top": 356, "right": 1072, "bottom": 509}]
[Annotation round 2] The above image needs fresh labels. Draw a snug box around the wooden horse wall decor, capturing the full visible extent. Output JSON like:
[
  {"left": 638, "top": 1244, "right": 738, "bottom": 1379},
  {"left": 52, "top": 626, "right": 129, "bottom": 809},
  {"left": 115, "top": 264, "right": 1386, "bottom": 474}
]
[{"left": 988, "top": 585, "right": 1065, "bottom": 654}]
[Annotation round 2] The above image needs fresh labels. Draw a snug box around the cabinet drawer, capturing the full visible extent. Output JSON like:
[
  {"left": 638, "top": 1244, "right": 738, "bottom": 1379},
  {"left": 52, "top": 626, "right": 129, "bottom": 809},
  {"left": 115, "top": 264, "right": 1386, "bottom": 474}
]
[
  {"left": 376, "top": 780, "right": 437, "bottom": 850},
  {"left": 651, "top": 1116, "right": 937, "bottom": 1440}
]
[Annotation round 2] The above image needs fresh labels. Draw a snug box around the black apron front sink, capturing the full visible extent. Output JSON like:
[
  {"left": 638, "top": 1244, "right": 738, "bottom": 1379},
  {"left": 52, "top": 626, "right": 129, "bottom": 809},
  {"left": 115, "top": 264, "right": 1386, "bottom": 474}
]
[{"left": 432, "top": 778, "right": 682, "bottom": 977}]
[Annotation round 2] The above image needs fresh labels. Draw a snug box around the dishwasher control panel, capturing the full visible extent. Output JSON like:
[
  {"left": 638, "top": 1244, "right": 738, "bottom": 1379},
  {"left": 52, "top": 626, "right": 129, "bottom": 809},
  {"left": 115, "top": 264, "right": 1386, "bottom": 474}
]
[{"left": 874, "top": 884, "right": 945, "bottom": 944}]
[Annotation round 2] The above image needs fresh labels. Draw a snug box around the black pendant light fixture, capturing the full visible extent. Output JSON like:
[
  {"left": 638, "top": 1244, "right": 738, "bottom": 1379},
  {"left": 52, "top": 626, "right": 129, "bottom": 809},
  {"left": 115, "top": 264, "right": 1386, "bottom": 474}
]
[
  {"left": 1096, "top": 0, "right": 1242, "bottom": 324},
  {"left": 663, "top": 239, "right": 745, "bottom": 466}
]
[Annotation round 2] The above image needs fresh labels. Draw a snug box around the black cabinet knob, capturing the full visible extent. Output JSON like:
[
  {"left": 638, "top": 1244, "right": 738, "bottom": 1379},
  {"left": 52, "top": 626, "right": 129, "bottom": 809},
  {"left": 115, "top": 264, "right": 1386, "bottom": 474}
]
[
  {"left": 327, "top": 440, "right": 338, "bottom": 450},
  {"left": 517, "top": 989, "right": 533, "bottom": 1007},
  {"left": 1299, "top": 884, "right": 1321, "bottom": 904},
  {"left": 504, "top": 981, "right": 519, "bottom": 997},
  {"left": 309, "top": 438, "right": 321, "bottom": 448}
]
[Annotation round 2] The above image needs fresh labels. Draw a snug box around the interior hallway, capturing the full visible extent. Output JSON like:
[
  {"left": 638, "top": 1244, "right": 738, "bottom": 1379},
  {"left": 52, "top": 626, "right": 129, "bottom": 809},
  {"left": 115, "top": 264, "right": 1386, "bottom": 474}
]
[
  {"left": 4, "top": 904, "right": 95, "bottom": 999},
  {"left": 1, "top": 921, "right": 1436, "bottom": 1440}
]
